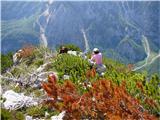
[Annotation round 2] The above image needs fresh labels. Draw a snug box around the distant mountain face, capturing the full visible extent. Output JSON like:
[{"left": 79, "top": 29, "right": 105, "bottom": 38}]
[{"left": 1, "top": 1, "right": 160, "bottom": 65}]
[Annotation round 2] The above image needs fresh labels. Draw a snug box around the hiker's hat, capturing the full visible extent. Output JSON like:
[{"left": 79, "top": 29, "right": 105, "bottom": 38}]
[{"left": 93, "top": 48, "right": 99, "bottom": 52}]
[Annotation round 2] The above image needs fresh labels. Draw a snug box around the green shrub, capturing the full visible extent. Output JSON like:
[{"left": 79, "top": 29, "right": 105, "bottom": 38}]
[
  {"left": 13, "top": 85, "right": 21, "bottom": 93},
  {"left": 1, "top": 52, "right": 13, "bottom": 73},
  {"left": 24, "top": 55, "right": 35, "bottom": 66},
  {"left": 11, "top": 67, "right": 23, "bottom": 77},
  {"left": 15, "top": 111, "right": 25, "bottom": 120},
  {"left": 57, "top": 44, "right": 81, "bottom": 52},
  {"left": 26, "top": 105, "right": 47, "bottom": 117},
  {"left": 33, "top": 89, "right": 43, "bottom": 97},
  {"left": 33, "top": 59, "right": 44, "bottom": 67},
  {"left": 1, "top": 109, "right": 24, "bottom": 120},
  {"left": 1, "top": 108, "right": 14, "bottom": 120},
  {"left": 53, "top": 54, "right": 90, "bottom": 83}
]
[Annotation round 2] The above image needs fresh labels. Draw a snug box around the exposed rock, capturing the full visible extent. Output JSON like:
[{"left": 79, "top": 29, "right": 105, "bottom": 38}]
[
  {"left": 63, "top": 75, "right": 70, "bottom": 80},
  {"left": 25, "top": 115, "right": 33, "bottom": 120},
  {"left": 2, "top": 90, "right": 38, "bottom": 110},
  {"left": 51, "top": 111, "right": 65, "bottom": 120},
  {"left": 67, "top": 50, "right": 78, "bottom": 56},
  {"left": 36, "top": 62, "right": 52, "bottom": 73},
  {"left": 25, "top": 115, "right": 44, "bottom": 120}
]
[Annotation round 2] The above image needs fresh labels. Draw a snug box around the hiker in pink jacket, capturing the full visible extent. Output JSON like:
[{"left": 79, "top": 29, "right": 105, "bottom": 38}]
[
  {"left": 91, "top": 48, "right": 103, "bottom": 65},
  {"left": 89, "top": 48, "right": 106, "bottom": 76}
]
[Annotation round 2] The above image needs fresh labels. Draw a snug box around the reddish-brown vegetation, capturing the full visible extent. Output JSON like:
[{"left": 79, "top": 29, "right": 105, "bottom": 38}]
[
  {"left": 17, "top": 45, "right": 35, "bottom": 58},
  {"left": 86, "top": 68, "right": 96, "bottom": 79},
  {"left": 127, "top": 64, "right": 134, "bottom": 72},
  {"left": 42, "top": 74, "right": 157, "bottom": 120}
]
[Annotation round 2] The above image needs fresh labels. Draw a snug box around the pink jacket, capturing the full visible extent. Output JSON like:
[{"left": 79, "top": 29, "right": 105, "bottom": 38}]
[{"left": 91, "top": 53, "right": 102, "bottom": 65}]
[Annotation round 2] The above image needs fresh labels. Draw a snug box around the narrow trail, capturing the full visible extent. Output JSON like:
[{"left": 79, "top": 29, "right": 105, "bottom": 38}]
[
  {"left": 116, "top": 2, "right": 158, "bottom": 71},
  {"left": 119, "top": 2, "right": 140, "bottom": 32},
  {"left": 133, "top": 35, "right": 160, "bottom": 71},
  {"left": 148, "top": 53, "right": 160, "bottom": 65},
  {"left": 81, "top": 28, "right": 90, "bottom": 52},
  {"left": 36, "top": 0, "right": 54, "bottom": 47},
  {"left": 142, "top": 35, "right": 151, "bottom": 64}
]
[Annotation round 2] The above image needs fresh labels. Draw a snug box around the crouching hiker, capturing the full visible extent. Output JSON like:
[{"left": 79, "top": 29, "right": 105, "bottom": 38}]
[
  {"left": 89, "top": 48, "right": 106, "bottom": 76},
  {"left": 59, "top": 46, "right": 68, "bottom": 54}
]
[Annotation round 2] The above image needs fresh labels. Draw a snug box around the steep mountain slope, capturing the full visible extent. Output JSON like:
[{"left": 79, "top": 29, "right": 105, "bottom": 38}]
[
  {"left": 1, "top": 15, "right": 39, "bottom": 53},
  {"left": 139, "top": 57, "right": 160, "bottom": 76},
  {"left": 133, "top": 36, "right": 160, "bottom": 75},
  {"left": 116, "top": 35, "right": 145, "bottom": 63},
  {"left": 1, "top": 1, "right": 160, "bottom": 73}
]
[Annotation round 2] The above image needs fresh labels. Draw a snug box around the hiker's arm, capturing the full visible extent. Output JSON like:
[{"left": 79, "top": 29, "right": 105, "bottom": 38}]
[{"left": 91, "top": 55, "right": 95, "bottom": 61}]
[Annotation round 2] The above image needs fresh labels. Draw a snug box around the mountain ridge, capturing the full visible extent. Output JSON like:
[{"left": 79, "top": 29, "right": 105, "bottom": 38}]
[{"left": 1, "top": 1, "right": 160, "bottom": 75}]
